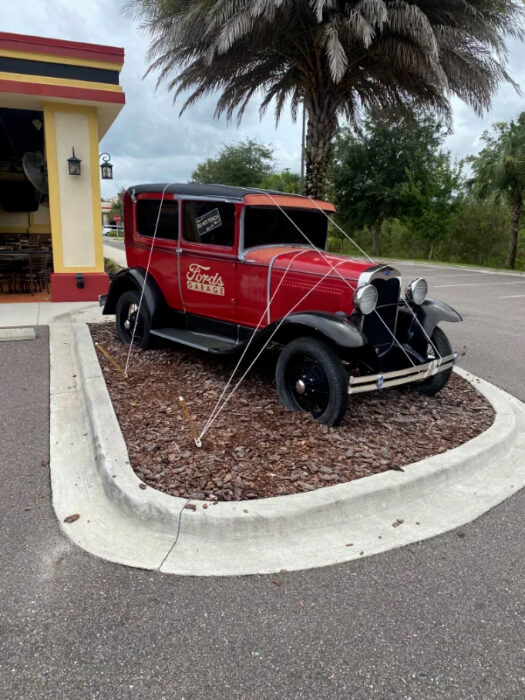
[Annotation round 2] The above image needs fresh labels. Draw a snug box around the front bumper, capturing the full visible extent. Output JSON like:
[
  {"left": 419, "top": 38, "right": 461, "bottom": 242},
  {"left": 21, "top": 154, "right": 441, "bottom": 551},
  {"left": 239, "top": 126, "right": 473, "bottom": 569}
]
[{"left": 348, "top": 353, "right": 457, "bottom": 394}]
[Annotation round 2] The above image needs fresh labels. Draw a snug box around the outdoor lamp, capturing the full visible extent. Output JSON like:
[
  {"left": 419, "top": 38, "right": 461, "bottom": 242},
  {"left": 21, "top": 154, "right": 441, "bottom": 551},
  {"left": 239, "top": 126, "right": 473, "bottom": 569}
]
[
  {"left": 67, "top": 148, "right": 81, "bottom": 176},
  {"left": 99, "top": 152, "right": 113, "bottom": 180}
]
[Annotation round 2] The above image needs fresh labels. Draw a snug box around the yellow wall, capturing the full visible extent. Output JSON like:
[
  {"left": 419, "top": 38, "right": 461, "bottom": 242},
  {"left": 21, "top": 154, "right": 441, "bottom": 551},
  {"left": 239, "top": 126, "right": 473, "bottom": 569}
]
[{"left": 44, "top": 103, "right": 104, "bottom": 273}]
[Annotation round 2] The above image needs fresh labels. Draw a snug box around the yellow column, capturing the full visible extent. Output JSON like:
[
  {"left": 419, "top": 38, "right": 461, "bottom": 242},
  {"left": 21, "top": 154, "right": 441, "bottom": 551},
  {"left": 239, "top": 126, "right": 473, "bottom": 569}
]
[{"left": 43, "top": 103, "right": 104, "bottom": 273}]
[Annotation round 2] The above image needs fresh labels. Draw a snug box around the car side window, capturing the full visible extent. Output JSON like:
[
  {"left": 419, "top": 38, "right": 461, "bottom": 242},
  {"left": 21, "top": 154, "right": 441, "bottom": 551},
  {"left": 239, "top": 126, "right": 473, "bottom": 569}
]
[
  {"left": 183, "top": 201, "right": 235, "bottom": 247},
  {"left": 136, "top": 199, "right": 179, "bottom": 241}
]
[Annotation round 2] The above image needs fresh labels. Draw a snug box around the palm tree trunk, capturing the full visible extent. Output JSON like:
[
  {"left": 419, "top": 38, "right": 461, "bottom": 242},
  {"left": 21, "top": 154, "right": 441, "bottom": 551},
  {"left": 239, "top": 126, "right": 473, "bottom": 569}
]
[
  {"left": 506, "top": 196, "right": 522, "bottom": 269},
  {"left": 303, "top": 94, "right": 337, "bottom": 199},
  {"left": 370, "top": 212, "right": 383, "bottom": 257}
]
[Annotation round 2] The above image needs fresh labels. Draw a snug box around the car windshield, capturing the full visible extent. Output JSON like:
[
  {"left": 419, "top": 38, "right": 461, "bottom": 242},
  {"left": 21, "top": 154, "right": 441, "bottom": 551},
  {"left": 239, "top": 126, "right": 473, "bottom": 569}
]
[{"left": 243, "top": 207, "right": 329, "bottom": 250}]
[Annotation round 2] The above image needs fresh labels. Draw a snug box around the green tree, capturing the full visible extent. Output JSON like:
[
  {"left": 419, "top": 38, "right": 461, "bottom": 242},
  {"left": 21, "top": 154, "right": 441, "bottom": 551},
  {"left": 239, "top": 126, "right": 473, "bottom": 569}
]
[
  {"left": 109, "top": 188, "right": 126, "bottom": 221},
  {"left": 131, "top": 0, "right": 522, "bottom": 198},
  {"left": 259, "top": 170, "right": 301, "bottom": 194},
  {"left": 191, "top": 139, "right": 274, "bottom": 187},
  {"left": 332, "top": 111, "right": 448, "bottom": 255},
  {"left": 468, "top": 113, "right": 525, "bottom": 269},
  {"left": 401, "top": 153, "right": 463, "bottom": 260},
  {"left": 443, "top": 200, "right": 510, "bottom": 267}
]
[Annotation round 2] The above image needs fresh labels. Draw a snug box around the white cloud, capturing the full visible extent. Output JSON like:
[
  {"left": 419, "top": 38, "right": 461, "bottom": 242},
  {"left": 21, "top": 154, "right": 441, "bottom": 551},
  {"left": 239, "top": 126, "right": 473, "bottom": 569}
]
[{"left": 2, "top": 0, "right": 524, "bottom": 197}]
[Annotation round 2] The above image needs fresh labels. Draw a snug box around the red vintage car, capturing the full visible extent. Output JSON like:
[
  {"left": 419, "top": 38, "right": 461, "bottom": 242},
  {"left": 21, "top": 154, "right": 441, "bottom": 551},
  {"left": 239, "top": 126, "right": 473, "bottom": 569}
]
[{"left": 102, "top": 184, "right": 461, "bottom": 425}]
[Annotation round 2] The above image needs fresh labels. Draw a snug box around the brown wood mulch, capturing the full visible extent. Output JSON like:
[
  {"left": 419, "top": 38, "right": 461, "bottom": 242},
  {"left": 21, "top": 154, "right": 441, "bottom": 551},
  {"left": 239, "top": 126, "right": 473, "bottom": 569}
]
[{"left": 89, "top": 323, "right": 494, "bottom": 501}]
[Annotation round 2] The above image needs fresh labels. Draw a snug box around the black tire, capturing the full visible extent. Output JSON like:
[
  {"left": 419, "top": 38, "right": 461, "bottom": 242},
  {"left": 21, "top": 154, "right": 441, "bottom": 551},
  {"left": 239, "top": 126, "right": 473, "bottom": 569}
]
[
  {"left": 276, "top": 337, "right": 348, "bottom": 426},
  {"left": 115, "top": 290, "right": 151, "bottom": 349},
  {"left": 411, "top": 326, "right": 453, "bottom": 396}
]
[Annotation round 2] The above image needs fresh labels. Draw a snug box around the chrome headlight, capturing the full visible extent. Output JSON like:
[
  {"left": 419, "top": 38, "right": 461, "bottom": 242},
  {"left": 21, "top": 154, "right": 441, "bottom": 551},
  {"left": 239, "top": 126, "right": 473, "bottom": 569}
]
[
  {"left": 354, "top": 284, "right": 378, "bottom": 315},
  {"left": 406, "top": 278, "right": 428, "bottom": 305}
]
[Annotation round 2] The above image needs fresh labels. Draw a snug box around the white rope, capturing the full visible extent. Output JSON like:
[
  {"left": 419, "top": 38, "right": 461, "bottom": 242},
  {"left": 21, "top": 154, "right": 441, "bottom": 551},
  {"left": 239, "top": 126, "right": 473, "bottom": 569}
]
[
  {"left": 124, "top": 183, "right": 173, "bottom": 377},
  {"left": 307, "top": 197, "right": 442, "bottom": 360},
  {"left": 308, "top": 197, "right": 376, "bottom": 264},
  {"left": 199, "top": 256, "right": 354, "bottom": 440},
  {"left": 199, "top": 248, "right": 313, "bottom": 437},
  {"left": 198, "top": 190, "right": 417, "bottom": 439},
  {"left": 122, "top": 185, "right": 430, "bottom": 440},
  {"left": 399, "top": 298, "right": 442, "bottom": 360},
  {"left": 371, "top": 308, "right": 416, "bottom": 367},
  {"left": 198, "top": 193, "right": 365, "bottom": 439},
  {"left": 259, "top": 193, "right": 417, "bottom": 367}
]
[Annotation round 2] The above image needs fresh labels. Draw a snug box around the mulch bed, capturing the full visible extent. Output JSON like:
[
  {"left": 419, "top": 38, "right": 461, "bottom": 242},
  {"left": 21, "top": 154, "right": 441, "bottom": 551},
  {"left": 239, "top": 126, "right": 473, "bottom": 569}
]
[{"left": 90, "top": 323, "right": 494, "bottom": 501}]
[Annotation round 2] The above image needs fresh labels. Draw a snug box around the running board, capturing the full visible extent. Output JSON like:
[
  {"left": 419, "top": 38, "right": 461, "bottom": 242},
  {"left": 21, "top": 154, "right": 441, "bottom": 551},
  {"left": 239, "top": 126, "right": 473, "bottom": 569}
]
[{"left": 150, "top": 327, "right": 241, "bottom": 354}]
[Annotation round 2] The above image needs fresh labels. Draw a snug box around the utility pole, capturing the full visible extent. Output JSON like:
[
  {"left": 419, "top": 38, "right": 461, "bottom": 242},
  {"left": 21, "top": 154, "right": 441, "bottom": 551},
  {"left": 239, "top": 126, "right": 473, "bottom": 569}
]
[{"left": 300, "top": 100, "right": 306, "bottom": 193}]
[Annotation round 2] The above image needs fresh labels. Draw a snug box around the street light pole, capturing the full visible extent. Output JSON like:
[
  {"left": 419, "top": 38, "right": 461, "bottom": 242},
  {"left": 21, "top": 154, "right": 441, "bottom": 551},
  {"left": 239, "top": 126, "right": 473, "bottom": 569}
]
[{"left": 300, "top": 101, "right": 306, "bottom": 193}]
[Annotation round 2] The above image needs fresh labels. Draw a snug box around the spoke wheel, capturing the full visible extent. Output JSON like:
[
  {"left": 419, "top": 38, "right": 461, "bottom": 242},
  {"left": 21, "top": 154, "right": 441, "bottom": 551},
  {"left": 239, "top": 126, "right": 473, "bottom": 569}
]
[
  {"left": 276, "top": 337, "right": 348, "bottom": 426},
  {"left": 115, "top": 290, "right": 151, "bottom": 349}
]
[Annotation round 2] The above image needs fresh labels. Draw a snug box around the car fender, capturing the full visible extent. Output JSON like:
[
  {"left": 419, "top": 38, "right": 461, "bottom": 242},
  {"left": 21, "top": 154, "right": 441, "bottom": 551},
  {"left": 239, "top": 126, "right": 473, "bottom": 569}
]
[
  {"left": 399, "top": 298, "right": 462, "bottom": 340},
  {"left": 102, "top": 267, "right": 166, "bottom": 323},
  {"left": 272, "top": 312, "right": 367, "bottom": 350}
]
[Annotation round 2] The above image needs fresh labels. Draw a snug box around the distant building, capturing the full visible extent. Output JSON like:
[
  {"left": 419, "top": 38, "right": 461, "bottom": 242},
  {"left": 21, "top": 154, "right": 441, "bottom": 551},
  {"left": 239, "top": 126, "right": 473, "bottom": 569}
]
[{"left": 101, "top": 201, "right": 112, "bottom": 227}]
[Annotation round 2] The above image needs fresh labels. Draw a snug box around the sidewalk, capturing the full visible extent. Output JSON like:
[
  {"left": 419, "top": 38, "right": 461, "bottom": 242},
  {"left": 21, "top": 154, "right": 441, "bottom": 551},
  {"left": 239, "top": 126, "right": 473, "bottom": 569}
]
[
  {"left": 103, "top": 240, "right": 127, "bottom": 267},
  {"left": 0, "top": 301, "right": 107, "bottom": 328}
]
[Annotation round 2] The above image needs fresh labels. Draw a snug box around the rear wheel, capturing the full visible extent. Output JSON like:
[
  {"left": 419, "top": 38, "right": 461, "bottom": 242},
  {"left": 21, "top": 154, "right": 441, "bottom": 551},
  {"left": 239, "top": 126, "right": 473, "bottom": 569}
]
[
  {"left": 276, "top": 337, "right": 348, "bottom": 426},
  {"left": 410, "top": 325, "right": 453, "bottom": 396},
  {"left": 115, "top": 290, "right": 151, "bottom": 349}
]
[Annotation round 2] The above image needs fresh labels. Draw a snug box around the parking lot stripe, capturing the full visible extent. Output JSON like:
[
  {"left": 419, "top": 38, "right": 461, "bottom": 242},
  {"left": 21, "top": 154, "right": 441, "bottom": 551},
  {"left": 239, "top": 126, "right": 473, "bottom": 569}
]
[{"left": 434, "top": 281, "right": 525, "bottom": 288}]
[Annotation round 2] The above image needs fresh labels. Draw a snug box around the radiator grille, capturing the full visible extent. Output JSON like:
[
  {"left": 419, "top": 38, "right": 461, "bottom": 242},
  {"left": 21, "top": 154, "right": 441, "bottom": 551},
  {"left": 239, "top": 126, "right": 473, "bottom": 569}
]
[{"left": 362, "top": 277, "right": 400, "bottom": 353}]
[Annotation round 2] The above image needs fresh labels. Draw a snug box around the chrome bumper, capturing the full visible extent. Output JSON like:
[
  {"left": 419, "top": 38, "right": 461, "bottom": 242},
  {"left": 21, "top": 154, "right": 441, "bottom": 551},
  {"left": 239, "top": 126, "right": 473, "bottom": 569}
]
[{"left": 348, "top": 353, "right": 457, "bottom": 394}]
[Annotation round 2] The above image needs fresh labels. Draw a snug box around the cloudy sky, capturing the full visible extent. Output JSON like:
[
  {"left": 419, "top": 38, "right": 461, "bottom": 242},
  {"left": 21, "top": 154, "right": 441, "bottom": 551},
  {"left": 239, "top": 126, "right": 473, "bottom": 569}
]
[{"left": 3, "top": 0, "right": 524, "bottom": 199}]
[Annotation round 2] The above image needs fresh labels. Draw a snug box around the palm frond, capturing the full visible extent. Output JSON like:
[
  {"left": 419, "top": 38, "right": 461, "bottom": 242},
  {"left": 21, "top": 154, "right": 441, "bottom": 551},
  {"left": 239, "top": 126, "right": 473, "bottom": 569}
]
[{"left": 129, "top": 0, "right": 524, "bottom": 194}]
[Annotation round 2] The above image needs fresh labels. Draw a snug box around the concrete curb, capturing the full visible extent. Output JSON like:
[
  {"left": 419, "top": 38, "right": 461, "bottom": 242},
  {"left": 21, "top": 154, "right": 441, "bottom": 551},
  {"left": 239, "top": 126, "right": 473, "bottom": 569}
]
[
  {"left": 51, "top": 323, "right": 525, "bottom": 576},
  {"left": 0, "top": 327, "right": 35, "bottom": 341}
]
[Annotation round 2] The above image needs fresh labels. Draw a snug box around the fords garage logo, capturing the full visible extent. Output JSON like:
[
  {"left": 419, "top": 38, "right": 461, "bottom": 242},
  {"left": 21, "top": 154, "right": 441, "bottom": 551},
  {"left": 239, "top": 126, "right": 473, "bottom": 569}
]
[{"left": 186, "top": 263, "right": 225, "bottom": 296}]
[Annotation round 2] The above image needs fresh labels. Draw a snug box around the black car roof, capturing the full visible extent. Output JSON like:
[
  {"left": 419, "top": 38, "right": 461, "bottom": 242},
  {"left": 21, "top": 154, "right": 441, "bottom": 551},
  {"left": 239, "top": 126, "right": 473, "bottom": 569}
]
[{"left": 127, "top": 183, "right": 308, "bottom": 202}]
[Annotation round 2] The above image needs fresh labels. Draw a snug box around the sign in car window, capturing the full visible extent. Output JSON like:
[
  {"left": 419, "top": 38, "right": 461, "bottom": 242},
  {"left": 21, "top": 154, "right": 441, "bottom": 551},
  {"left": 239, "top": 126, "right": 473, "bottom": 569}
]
[{"left": 195, "top": 208, "right": 222, "bottom": 238}]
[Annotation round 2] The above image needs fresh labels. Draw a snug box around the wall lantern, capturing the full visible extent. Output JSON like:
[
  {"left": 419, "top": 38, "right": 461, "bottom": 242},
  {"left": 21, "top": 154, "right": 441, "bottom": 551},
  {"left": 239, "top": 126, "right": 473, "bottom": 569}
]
[
  {"left": 99, "top": 152, "right": 113, "bottom": 180},
  {"left": 67, "top": 148, "right": 81, "bottom": 176}
]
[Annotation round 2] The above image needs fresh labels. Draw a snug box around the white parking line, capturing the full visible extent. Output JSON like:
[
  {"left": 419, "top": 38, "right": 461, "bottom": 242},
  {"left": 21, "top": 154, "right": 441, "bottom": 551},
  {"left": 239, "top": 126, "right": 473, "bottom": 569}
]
[
  {"left": 499, "top": 294, "right": 525, "bottom": 299},
  {"left": 423, "top": 272, "right": 484, "bottom": 279},
  {"left": 434, "top": 281, "right": 525, "bottom": 288}
]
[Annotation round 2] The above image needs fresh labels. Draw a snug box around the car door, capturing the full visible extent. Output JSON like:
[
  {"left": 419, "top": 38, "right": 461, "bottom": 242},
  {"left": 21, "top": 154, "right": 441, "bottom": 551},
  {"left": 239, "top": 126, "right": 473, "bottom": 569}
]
[
  {"left": 179, "top": 199, "right": 239, "bottom": 324},
  {"left": 127, "top": 194, "right": 183, "bottom": 310}
]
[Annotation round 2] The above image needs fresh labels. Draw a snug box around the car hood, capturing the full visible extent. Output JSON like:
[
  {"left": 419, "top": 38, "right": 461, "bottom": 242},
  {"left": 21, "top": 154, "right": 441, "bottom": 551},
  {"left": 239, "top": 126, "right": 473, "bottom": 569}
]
[{"left": 243, "top": 246, "right": 374, "bottom": 282}]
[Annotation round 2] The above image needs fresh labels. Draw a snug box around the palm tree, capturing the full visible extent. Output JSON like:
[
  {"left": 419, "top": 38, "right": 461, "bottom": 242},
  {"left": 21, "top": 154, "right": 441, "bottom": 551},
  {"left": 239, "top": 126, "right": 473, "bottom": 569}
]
[
  {"left": 469, "top": 114, "right": 525, "bottom": 269},
  {"left": 130, "top": 0, "right": 523, "bottom": 198}
]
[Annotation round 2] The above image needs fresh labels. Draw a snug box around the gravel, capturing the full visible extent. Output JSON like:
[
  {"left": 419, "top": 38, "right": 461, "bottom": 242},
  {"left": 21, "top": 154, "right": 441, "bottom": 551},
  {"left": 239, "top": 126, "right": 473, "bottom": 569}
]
[{"left": 90, "top": 323, "right": 494, "bottom": 501}]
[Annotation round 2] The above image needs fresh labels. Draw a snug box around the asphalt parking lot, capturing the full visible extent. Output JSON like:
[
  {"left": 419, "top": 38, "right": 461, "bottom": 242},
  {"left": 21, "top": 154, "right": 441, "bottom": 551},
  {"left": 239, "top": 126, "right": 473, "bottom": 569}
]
[{"left": 0, "top": 260, "right": 523, "bottom": 699}]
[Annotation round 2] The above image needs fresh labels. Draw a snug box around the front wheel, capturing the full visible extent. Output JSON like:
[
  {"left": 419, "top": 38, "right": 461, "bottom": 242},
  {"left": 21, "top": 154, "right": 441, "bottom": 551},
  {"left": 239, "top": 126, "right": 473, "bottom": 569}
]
[
  {"left": 275, "top": 337, "right": 348, "bottom": 426},
  {"left": 410, "top": 325, "right": 453, "bottom": 396},
  {"left": 115, "top": 290, "right": 151, "bottom": 349}
]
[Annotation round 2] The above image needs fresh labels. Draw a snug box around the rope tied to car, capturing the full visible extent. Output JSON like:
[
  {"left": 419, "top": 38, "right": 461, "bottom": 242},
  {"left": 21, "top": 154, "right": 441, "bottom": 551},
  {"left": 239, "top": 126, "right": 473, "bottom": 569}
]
[
  {"left": 198, "top": 254, "right": 358, "bottom": 441},
  {"left": 121, "top": 184, "right": 442, "bottom": 445},
  {"left": 123, "top": 182, "right": 174, "bottom": 378},
  {"left": 198, "top": 190, "right": 420, "bottom": 441},
  {"left": 307, "top": 196, "right": 443, "bottom": 361}
]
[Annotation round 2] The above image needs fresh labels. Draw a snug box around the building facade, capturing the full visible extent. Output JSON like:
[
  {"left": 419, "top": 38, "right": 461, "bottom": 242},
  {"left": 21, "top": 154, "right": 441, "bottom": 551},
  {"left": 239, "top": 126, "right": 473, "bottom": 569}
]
[{"left": 0, "top": 32, "right": 125, "bottom": 301}]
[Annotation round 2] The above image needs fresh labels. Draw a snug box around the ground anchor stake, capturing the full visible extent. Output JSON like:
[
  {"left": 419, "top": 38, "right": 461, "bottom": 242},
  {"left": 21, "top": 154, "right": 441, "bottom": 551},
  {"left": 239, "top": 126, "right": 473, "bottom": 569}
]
[
  {"left": 95, "top": 342, "right": 126, "bottom": 377},
  {"left": 178, "top": 396, "right": 202, "bottom": 448}
]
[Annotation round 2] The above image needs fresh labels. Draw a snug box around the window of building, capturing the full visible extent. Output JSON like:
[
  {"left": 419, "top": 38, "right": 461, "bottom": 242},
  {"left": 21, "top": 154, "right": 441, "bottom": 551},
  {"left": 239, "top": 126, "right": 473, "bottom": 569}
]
[
  {"left": 183, "top": 201, "right": 236, "bottom": 247},
  {"left": 136, "top": 199, "right": 179, "bottom": 241}
]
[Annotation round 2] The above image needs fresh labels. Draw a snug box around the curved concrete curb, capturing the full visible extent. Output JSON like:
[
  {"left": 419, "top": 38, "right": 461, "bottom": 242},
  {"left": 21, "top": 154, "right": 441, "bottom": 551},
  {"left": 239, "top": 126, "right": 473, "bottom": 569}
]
[{"left": 50, "top": 323, "right": 525, "bottom": 576}]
